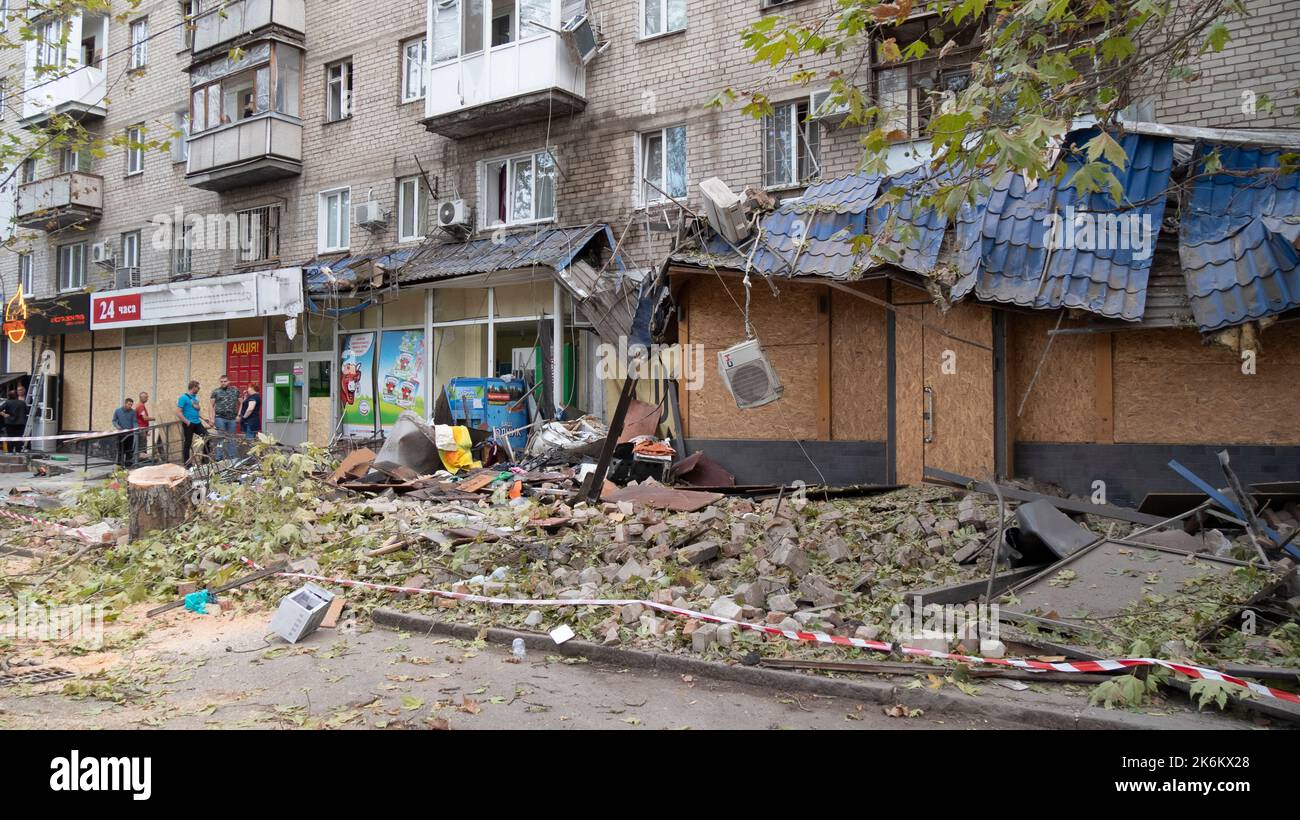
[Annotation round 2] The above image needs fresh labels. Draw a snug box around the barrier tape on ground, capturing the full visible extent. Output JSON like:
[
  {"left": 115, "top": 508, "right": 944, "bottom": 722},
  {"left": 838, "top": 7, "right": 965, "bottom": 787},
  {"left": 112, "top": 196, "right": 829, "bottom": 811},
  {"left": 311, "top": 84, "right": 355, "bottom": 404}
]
[
  {"left": 241, "top": 558, "right": 1300, "bottom": 706},
  {"left": 0, "top": 506, "right": 99, "bottom": 543}
]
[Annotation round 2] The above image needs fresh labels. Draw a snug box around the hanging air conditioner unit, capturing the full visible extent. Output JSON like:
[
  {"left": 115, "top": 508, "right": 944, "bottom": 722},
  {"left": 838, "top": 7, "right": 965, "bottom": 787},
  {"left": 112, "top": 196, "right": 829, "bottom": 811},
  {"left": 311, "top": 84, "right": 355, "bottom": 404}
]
[
  {"left": 354, "top": 200, "right": 386, "bottom": 227},
  {"left": 809, "top": 89, "right": 850, "bottom": 123},
  {"left": 699, "top": 177, "right": 751, "bottom": 246},
  {"left": 563, "top": 13, "right": 605, "bottom": 65},
  {"left": 437, "top": 199, "right": 471, "bottom": 230},
  {"left": 717, "top": 338, "right": 783, "bottom": 410},
  {"left": 92, "top": 241, "right": 116, "bottom": 268}
]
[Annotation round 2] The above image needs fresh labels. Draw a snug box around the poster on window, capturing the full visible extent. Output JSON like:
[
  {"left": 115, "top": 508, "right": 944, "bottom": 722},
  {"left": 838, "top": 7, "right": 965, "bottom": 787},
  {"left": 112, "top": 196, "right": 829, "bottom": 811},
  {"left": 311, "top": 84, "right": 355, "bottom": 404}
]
[
  {"left": 340, "top": 332, "right": 377, "bottom": 436},
  {"left": 377, "top": 329, "right": 426, "bottom": 429}
]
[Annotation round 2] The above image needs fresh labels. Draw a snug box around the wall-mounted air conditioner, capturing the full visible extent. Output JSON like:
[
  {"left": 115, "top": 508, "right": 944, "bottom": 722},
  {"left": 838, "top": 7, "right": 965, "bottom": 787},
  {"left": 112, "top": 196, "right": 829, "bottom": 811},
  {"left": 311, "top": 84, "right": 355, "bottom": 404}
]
[
  {"left": 114, "top": 267, "right": 140, "bottom": 290},
  {"left": 563, "top": 13, "right": 606, "bottom": 65},
  {"left": 92, "top": 241, "right": 115, "bottom": 268},
  {"left": 699, "top": 177, "right": 751, "bottom": 246},
  {"left": 810, "top": 89, "right": 850, "bottom": 123},
  {"left": 354, "top": 200, "right": 386, "bottom": 227},
  {"left": 717, "top": 338, "right": 783, "bottom": 410},
  {"left": 437, "top": 199, "right": 471, "bottom": 231}
]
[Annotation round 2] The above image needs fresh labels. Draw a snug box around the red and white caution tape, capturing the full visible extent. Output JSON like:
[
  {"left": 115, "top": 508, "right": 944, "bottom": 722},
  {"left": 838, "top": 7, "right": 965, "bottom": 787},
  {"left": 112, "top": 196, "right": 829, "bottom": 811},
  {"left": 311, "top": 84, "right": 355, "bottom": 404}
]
[
  {"left": 242, "top": 559, "right": 1300, "bottom": 706},
  {"left": 0, "top": 505, "right": 103, "bottom": 544}
]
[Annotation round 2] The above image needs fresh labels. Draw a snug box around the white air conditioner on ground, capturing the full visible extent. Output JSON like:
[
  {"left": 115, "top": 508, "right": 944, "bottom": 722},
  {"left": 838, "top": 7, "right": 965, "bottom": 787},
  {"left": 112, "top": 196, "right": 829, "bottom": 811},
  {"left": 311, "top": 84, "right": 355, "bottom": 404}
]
[
  {"left": 437, "top": 199, "right": 471, "bottom": 230},
  {"left": 810, "top": 89, "right": 850, "bottom": 123},
  {"left": 354, "top": 200, "right": 386, "bottom": 227},
  {"left": 92, "top": 241, "right": 115, "bottom": 268},
  {"left": 717, "top": 337, "right": 783, "bottom": 410},
  {"left": 699, "top": 177, "right": 751, "bottom": 246}
]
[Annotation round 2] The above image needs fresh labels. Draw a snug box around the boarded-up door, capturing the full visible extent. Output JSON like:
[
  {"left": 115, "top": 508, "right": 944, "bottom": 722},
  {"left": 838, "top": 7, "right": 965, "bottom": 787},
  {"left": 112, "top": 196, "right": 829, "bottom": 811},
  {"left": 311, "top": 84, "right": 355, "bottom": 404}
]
[{"left": 894, "top": 293, "right": 995, "bottom": 484}]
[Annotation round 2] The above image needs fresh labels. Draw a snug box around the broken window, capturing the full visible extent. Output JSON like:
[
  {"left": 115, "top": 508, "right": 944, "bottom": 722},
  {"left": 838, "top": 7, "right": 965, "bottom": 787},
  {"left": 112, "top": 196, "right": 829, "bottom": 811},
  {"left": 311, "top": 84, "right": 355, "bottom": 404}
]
[
  {"left": 639, "top": 125, "right": 687, "bottom": 204},
  {"left": 326, "top": 59, "right": 352, "bottom": 121},
  {"left": 402, "top": 36, "right": 427, "bottom": 102},
  {"left": 763, "top": 101, "right": 820, "bottom": 188},
  {"left": 432, "top": 0, "right": 460, "bottom": 62},
  {"left": 484, "top": 150, "right": 556, "bottom": 226},
  {"left": 189, "top": 43, "right": 299, "bottom": 134}
]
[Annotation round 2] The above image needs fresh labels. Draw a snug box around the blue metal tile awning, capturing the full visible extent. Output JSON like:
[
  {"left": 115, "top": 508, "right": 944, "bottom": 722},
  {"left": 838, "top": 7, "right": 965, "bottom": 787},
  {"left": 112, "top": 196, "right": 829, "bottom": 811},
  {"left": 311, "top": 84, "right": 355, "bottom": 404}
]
[
  {"left": 305, "top": 248, "right": 419, "bottom": 293},
  {"left": 1180, "top": 144, "right": 1300, "bottom": 332},
  {"left": 867, "top": 164, "right": 950, "bottom": 275},
  {"left": 952, "top": 128, "right": 1175, "bottom": 321},
  {"left": 399, "top": 224, "right": 608, "bottom": 284}
]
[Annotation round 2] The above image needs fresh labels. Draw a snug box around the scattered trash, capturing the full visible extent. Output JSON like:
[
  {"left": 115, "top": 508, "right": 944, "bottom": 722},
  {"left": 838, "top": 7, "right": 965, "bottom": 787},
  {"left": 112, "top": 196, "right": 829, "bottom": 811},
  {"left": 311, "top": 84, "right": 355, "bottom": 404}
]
[
  {"left": 549, "top": 625, "right": 576, "bottom": 645},
  {"left": 269, "top": 584, "right": 336, "bottom": 644}
]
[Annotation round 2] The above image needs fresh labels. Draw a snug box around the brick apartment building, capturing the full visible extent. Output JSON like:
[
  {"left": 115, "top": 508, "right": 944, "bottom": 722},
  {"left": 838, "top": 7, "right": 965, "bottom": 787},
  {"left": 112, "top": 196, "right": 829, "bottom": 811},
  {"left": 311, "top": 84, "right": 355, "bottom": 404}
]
[{"left": 0, "top": 0, "right": 1296, "bottom": 503}]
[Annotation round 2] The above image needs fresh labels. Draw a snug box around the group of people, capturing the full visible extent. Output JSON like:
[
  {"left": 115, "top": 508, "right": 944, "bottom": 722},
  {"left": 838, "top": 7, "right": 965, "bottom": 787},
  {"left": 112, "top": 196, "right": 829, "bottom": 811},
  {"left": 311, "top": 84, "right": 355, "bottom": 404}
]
[{"left": 111, "top": 376, "right": 262, "bottom": 467}]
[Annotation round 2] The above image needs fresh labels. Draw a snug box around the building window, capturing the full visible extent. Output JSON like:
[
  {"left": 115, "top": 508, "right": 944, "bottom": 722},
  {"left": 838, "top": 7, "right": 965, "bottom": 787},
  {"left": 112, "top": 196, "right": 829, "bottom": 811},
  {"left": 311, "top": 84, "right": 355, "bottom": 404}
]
[
  {"left": 0, "top": 79, "right": 5, "bottom": 121},
  {"left": 642, "top": 0, "right": 687, "bottom": 38},
  {"left": 484, "top": 150, "right": 556, "bottom": 227},
  {"left": 319, "top": 188, "right": 351, "bottom": 252},
  {"left": 875, "top": 63, "right": 972, "bottom": 138},
  {"left": 402, "top": 37, "right": 426, "bottom": 102},
  {"left": 59, "top": 147, "right": 81, "bottom": 173},
  {"left": 58, "top": 243, "right": 86, "bottom": 291},
  {"left": 326, "top": 59, "right": 352, "bottom": 121},
  {"left": 180, "top": 1, "right": 197, "bottom": 50},
  {"left": 130, "top": 18, "right": 148, "bottom": 69},
  {"left": 174, "top": 221, "right": 193, "bottom": 275},
  {"left": 172, "top": 111, "right": 190, "bottom": 163},
  {"left": 120, "top": 231, "right": 141, "bottom": 286},
  {"left": 489, "top": 0, "right": 550, "bottom": 47},
  {"left": 763, "top": 100, "right": 820, "bottom": 188},
  {"left": 20, "top": 158, "right": 35, "bottom": 184},
  {"left": 397, "top": 176, "right": 426, "bottom": 242},
  {"left": 639, "top": 125, "right": 687, "bottom": 204},
  {"left": 126, "top": 125, "right": 145, "bottom": 175},
  {"left": 18, "top": 253, "right": 32, "bottom": 294},
  {"left": 38, "top": 18, "right": 67, "bottom": 69},
  {"left": 238, "top": 205, "right": 280, "bottom": 264},
  {"left": 188, "top": 43, "right": 299, "bottom": 135}
]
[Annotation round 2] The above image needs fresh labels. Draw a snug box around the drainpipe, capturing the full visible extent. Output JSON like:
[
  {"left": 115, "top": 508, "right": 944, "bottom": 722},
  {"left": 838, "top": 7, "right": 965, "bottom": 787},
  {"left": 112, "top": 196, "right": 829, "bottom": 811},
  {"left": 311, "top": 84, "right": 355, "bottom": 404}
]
[{"left": 552, "top": 281, "right": 564, "bottom": 417}]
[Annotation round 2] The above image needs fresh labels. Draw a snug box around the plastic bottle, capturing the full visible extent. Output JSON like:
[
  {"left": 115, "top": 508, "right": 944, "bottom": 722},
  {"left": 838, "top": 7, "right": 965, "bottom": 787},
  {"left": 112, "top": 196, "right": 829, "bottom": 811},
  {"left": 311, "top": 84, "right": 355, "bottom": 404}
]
[{"left": 511, "top": 638, "right": 527, "bottom": 659}]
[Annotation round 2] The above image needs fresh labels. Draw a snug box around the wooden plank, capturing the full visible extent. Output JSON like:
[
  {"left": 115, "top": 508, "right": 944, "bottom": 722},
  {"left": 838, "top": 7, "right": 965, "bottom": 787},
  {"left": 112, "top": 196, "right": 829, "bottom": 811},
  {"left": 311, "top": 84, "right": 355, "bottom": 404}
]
[
  {"left": 1093, "top": 333, "right": 1114, "bottom": 443},
  {"left": 817, "top": 286, "right": 831, "bottom": 440},
  {"left": 678, "top": 279, "right": 690, "bottom": 439},
  {"left": 146, "top": 562, "right": 287, "bottom": 618}
]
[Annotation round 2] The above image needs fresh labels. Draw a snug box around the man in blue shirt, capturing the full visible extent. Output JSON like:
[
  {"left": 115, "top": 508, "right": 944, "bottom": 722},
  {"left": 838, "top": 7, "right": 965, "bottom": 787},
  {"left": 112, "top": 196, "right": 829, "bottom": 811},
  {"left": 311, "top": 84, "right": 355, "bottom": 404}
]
[
  {"left": 111, "top": 397, "right": 138, "bottom": 467},
  {"left": 174, "top": 380, "right": 210, "bottom": 465}
]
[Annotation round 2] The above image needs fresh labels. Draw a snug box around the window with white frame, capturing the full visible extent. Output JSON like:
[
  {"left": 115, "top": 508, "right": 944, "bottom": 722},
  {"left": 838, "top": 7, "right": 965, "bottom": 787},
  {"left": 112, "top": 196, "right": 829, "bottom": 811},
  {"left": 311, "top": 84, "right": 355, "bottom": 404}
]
[
  {"left": 401, "top": 36, "right": 426, "bottom": 102},
  {"left": 59, "top": 147, "right": 82, "bottom": 173},
  {"left": 18, "top": 253, "right": 32, "bottom": 294},
  {"left": 172, "top": 111, "right": 189, "bottom": 163},
  {"left": 483, "top": 150, "right": 556, "bottom": 227},
  {"left": 489, "top": 0, "right": 551, "bottom": 47},
  {"left": 318, "top": 188, "right": 351, "bottom": 252},
  {"left": 763, "top": 100, "right": 820, "bottom": 188},
  {"left": 58, "top": 243, "right": 86, "bottom": 291},
  {"left": 642, "top": 0, "right": 687, "bottom": 38},
  {"left": 37, "top": 18, "right": 67, "bottom": 69},
  {"left": 397, "top": 175, "right": 427, "bottom": 242},
  {"left": 121, "top": 231, "right": 141, "bottom": 283},
  {"left": 238, "top": 205, "right": 280, "bottom": 264},
  {"left": 174, "top": 220, "right": 193, "bottom": 274},
  {"left": 639, "top": 125, "right": 687, "bottom": 205},
  {"left": 20, "top": 158, "right": 35, "bottom": 184},
  {"left": 0, "top": 79, "right": 6, "bottom": 121},
  {"left": 326, "top": 59, "right": 353, "bottom": 121},
  {"left": 130, "top": 18, "right": 149, "bottom": 69},
  {"left": 180, "top": 1, "right": 197, "bottom": 50},
  {"left": 125, "top": 125, "right": 145, "bottom": 175},
  {"left": 0, "top": 1, "right": 8, "bottom": 34}
]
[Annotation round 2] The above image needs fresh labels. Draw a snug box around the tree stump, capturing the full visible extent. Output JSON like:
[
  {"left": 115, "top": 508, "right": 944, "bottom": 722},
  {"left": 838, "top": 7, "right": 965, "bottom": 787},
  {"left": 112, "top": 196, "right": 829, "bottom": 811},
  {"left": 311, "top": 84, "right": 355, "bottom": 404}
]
[{"left": 128, "top": 464, "right": 195, "bottom": 541}]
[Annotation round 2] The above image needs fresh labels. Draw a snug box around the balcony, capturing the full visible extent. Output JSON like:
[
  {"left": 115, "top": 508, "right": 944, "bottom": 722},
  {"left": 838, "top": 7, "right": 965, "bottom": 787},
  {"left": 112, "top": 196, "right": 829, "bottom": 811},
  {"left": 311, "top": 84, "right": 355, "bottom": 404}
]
[
  {"left": 421, "top": 17, "right": 586, "bottom": 139},
  {"left": 185, "top": 113, "right": 302, "bottom": 191},
  {"left": 20, "top": 12, "right": 109, "bottom": 126},
  {"left": 16, "top": 172, "right": 104, "bottom": 231},
  {"left": 191, "top": 0, "right": 306, "bottom": 57}
]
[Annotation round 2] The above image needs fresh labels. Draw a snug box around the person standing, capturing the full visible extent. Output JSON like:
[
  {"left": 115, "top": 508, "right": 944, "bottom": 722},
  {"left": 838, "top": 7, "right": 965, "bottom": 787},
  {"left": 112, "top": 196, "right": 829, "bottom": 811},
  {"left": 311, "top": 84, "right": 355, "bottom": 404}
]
[
  {"left": 0, "top": 387, "right": 27, "bottom": 453},
  {"left": 210, "top": 375, "right": 240, "bottom": 460},
  {"left": 135, "top": 390, "right": 152, "bottom": 461},
  {"left": 112, "top": 397, "right": 138, "bottom": 467},
  {"left": 175, "top": 380, "right": 209, "bottom": 465},
  {"left": 240, "top": 383, "right": 262, "bottom": 440}
]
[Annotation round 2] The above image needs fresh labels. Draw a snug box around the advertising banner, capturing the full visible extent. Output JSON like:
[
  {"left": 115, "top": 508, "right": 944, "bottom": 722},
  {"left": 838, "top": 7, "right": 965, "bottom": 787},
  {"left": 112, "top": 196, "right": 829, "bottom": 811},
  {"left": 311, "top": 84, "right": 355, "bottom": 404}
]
[
  {"left": 339, "top": 332, "right": 377, "bottom": 436},
  {"left": 377, "top": 330, "right": 426, "bottom": 430}
]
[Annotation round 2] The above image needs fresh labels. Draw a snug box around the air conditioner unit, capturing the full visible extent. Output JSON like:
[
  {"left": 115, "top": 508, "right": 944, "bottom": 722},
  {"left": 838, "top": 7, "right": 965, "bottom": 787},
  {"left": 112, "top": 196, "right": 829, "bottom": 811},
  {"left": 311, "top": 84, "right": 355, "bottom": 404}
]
[
  {"left": 437, "top": 199, "right": 471, "bottom": 230},
  {"left": 717, "top": 338, "right": 783, "bottom": 410},
  {"left": 91, "top": 241, "right": 115, "bottom": 268},
  {"left": 563, "top": 13, "right": 605, "bottom": 65},
  {"left": 699, "top": 177, "right": 751, "bottom": 246},
  {"left": 810, "top": 89, "right": 850, "bottom": 123},
  {"left": 354, "top": 200, "right": 386, "bottom": 227},
  {"left": 114, "top": 267, "right": 140, "bottom": 290}
]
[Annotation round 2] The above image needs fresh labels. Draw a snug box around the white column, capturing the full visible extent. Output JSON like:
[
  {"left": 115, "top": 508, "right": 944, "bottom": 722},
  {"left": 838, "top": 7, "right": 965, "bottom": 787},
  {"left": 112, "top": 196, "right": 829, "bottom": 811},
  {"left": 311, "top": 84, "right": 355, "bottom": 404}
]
[{"left": 552, "top": 280, "right": 563, "bottom": 414}]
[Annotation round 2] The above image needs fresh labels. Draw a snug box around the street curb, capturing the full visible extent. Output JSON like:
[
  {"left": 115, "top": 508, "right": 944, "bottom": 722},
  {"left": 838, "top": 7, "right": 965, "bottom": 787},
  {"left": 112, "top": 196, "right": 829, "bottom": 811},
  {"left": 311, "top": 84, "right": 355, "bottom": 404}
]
[{"left": 370, "top": 607, "right": 1229, "bottom": 730}]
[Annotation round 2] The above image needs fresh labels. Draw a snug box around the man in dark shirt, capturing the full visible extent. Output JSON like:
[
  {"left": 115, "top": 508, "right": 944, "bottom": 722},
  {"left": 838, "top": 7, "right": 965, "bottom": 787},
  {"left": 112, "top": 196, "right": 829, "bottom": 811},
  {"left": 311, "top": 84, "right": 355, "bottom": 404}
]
[
  {"left": 0, "top": 387, "right": 27, "bottom": 453},
  {"left": 112, "top": 397, "right": 138, "bottom": 467},
  {"left": 210, "top": 374, "right": 240, "bottom": 460}
]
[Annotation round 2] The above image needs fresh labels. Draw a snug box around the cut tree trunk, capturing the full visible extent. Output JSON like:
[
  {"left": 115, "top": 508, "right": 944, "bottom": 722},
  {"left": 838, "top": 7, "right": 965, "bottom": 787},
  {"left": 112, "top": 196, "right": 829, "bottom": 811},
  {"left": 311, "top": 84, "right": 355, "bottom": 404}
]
[{"left": 128, "top": 464, "right": 194, "bottom": 541}]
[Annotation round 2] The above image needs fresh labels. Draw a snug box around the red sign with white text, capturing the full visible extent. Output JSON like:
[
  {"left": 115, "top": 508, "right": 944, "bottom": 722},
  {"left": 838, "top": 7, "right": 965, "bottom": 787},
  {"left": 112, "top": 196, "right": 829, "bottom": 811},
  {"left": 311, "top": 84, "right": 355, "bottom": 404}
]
[{"left": 90, "top": 293, "right": 143, "bottom": 325}]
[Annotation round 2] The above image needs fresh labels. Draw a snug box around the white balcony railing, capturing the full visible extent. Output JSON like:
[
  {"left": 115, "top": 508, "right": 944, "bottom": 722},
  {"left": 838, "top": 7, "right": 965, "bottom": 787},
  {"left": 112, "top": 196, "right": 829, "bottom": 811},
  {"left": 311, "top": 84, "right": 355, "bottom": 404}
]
[
  {"left": 425, "top": 32, "right": 585, "bottom": 121},
  {"left": 21, "top": 65, "right": 107, "bottom": 123},
  {"left": 192, "top": 0, "right": 306, "bottom": 54},
  {"left": 16, "top": 172, "right": 103, "bottom": 228},
  {"left": 185, "top": 112, "right": 302, "bottom": 190}
]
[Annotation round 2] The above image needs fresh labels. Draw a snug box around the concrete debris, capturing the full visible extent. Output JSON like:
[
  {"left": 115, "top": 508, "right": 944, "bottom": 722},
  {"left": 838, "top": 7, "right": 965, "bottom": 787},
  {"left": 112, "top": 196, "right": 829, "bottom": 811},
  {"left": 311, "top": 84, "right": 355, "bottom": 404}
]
[{"left": 677, "top": 540, "right": 719, "bottom": 565}]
